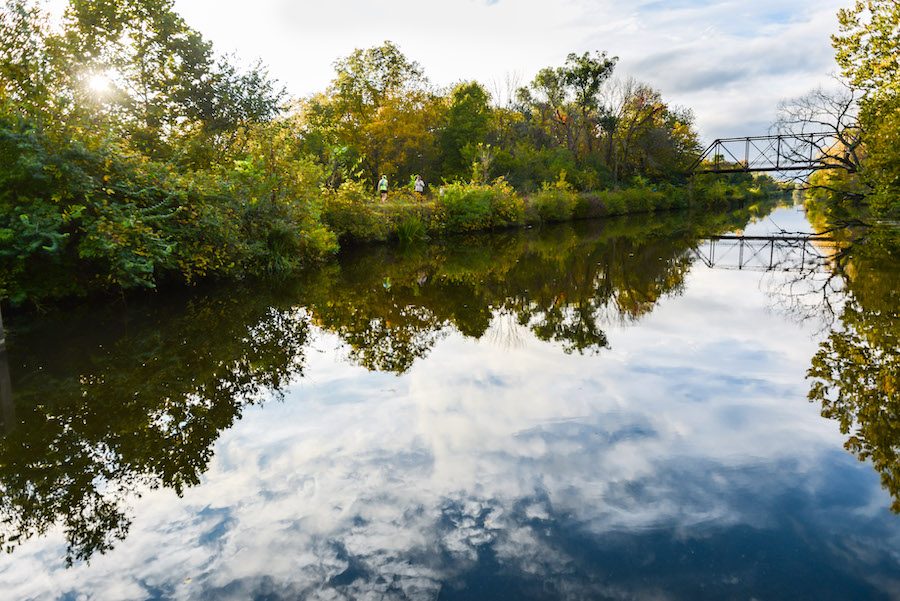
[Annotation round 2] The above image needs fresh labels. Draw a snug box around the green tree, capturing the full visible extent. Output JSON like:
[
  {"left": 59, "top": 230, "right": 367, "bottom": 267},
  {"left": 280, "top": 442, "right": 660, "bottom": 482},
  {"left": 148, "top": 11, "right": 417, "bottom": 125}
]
[
  {"left": 439, "top": 81, "right": 493, "bottom": 180},
  {"left": 60, "top": 0, "right": 283, "bottom": 160},
  {"left": 325, "top": 41, "right": 434, "bottom": 184},
  {"left": 562, "top": 51, "right": 617, "bottom": 156},
  {"left": 62, "top": 0, "right": 215, "bottom": 155},
  {"left": 0, "top": 0, "right": 71, "bottom": 122},
  {"left": 832, "top": 1, "right": 900, "bottom": 215}
]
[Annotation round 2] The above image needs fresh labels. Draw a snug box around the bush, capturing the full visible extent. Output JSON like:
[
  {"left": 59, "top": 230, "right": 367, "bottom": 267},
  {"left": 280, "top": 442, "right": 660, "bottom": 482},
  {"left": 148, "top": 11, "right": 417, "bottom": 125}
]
[
  {"left": 486, "top": 178, "right": 524, "bottom": 228},
  {"left": 437, "top": 181, "right": 500, "bottom": 233},
  {"left": 572, "top": 193, "right": 610, "bottom": 219},
  {"left": 322, "top": 180, "right": 389, "bottom": 242},
  {"left": 530, "top": 174, "right": 579, "bottom": 222},
  {"left": 395, "top": 212, "right": 429, "bottom": 244}
]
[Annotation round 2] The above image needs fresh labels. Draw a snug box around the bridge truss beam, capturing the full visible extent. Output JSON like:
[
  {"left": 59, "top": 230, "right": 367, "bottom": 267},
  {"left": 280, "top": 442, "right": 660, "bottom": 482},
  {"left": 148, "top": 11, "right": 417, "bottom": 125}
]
[{"left": 689, "top": 133, "right": 849, "bottom": 174}]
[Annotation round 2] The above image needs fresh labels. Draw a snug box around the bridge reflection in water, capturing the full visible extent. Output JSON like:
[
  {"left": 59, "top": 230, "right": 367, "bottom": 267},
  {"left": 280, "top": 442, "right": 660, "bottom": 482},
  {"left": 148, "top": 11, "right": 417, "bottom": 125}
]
[{"left": 693, "top": 234, "right": 840, "bottom": 273}]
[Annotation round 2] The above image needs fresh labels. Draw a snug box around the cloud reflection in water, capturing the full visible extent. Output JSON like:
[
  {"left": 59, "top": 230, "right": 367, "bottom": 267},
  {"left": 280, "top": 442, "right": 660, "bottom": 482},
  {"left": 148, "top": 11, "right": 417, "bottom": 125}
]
[
  {"left": 5, "top": 212, "right": 900, "bottom": 600},
  {"left": 11, "top": 287, "right": 898, "bottom": 600}
]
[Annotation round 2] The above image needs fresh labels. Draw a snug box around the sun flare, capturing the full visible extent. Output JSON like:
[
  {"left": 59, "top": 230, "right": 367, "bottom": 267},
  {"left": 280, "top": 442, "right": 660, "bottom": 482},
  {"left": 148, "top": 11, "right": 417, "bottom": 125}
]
[{"left": 88, "top": 73, "right": 111, "bottom": 92}]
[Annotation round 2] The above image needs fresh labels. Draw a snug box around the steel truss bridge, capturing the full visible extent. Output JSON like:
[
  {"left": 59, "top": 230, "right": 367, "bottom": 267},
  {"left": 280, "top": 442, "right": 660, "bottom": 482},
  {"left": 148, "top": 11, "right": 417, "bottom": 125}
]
[
  {"left": 689, "top": 132, "right": 849, "bottom": 174},
  {"left": 692, "top": 234, "right": 840, "bottom": 273}
]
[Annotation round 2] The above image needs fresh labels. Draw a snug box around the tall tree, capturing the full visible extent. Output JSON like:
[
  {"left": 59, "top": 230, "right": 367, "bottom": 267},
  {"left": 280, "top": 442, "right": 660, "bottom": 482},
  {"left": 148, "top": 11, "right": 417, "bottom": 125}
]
[
  {"left": 615, "top": 84, "right": 666, "bottom": 181},
  {"left": 60, "top": 0, "right": 283, "bottom": 161},
  {"left": 62, "top": 0, "right": 215, "bottom": 154},
  {"left": 832, "top": 0, "right": 900, "bottom": 215},
  {"left": 439, "top": 81, "right": 492, "bottom": 181},
  {"left": 562, "top": 51, "right": 617, "bottom": 155},
  {"left": 0, "top": 0, "right": 72, "bottom": 123},
  {"left": 774, "top": 83, "right": 866, "bottom": 202},
  {"left": 320, "top": 41, "right": 438, "bottom": 185}
]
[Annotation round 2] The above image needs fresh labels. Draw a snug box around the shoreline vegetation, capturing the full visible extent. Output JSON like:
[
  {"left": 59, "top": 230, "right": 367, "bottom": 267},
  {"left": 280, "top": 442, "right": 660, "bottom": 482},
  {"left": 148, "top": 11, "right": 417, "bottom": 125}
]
[
  {"left": 0, "top": 0, "right": 791, "bottom": 309},
  {"left": 323, "top": 174, "right": 786, "bottom": 245}
]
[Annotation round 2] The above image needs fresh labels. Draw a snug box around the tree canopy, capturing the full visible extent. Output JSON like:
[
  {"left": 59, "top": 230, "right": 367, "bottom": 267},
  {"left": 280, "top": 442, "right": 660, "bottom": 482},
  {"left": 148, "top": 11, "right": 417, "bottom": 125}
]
[{"left": 831, "top": 0, "right": 900, "bottom": 216}]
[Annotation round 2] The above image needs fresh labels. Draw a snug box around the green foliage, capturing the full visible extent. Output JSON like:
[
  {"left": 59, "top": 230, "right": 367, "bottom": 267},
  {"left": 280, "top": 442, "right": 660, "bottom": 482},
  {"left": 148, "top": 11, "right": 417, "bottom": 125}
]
[
  {"left": 833, "top": 1, "right": 900, "bottom": 216},
  {"left": 531, "top": 173, "right": 579, "bottom": 222},
  {"left": 435, "top": 179, "right": 523, "bottom": 233},
  {"left": 861, "top": 94, "right": 900, "bottom": 217},
  {"left": 395, "top": 213, "right": 429, "bottom": 244},
  {"left": 0, "top": 108, "right": 186, "bottom": 300},
  {"left": 435, "top": 181, "right": 493, "bottom": 232},
  {"left": 0, "top": 5, "right": 769, "bottom": 306},
  {"left": 440, "top": 81, "right": 492, "bottom": 180},
  {"left": 833, "top": 1, "right": 900, "bottom": 98},
  {"left": 223, "top": 121, "right": 337, "bottom": 273},
  {"left": 485, "top": 178, "right": 524, "bottom": 228},
  {"left": 322, "top": 180, "right": 389, "bottom": 242}
]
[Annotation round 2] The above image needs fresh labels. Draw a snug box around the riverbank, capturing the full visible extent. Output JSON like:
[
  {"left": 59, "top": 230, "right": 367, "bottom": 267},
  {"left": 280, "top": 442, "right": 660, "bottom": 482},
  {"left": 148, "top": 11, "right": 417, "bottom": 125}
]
[
  {"left": 0, "top": 174, "right": 785, "bottom": 310},
  {"left": 322, "top": 175, "right": 785, "bottom": 245}
]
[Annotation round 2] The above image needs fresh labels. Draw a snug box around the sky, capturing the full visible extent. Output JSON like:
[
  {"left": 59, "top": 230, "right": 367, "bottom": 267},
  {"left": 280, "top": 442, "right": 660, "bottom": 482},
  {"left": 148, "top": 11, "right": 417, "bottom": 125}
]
[{"left": 44, "top": 0, "right": 847, "bottom": 159}]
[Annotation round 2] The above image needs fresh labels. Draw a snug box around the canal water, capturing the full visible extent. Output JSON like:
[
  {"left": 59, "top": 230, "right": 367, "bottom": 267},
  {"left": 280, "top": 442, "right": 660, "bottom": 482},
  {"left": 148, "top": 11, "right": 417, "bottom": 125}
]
[{"left": 2, "top": 203, "right": 899, "bottom": 600}]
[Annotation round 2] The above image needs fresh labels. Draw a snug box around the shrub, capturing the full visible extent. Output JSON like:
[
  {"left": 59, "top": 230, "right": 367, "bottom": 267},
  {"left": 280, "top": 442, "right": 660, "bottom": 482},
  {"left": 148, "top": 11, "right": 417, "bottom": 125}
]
[
  {"left": 322, "top": 180, "right": 389, "bottom": 242},
  {"left": 531, "top": 174, "right": 578, "bottom": 222},
  {"left": 395, "top": 213, "right": 429, "bottom": 244},
  {"left": 487, "top": 178, "right": 524, "bottom": 228},
  {"left": 573, "top": 193, "right": 610, "bottom": 219},
  {"left": 436, "top": 182, "right": 493, "bottom": 233}
]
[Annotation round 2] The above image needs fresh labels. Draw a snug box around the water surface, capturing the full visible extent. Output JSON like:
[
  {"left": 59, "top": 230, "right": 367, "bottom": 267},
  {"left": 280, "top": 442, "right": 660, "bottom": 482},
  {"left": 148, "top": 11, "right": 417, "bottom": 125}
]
[{"left": 2, "top": 204, "right": 899, "bottom": 600}]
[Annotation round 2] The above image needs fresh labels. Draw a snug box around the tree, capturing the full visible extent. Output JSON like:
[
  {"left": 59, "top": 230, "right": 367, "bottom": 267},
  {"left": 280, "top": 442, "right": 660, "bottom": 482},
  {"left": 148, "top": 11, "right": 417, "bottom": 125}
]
[
  {"left": 323, "top": 41, "right": 436, "bottom": 184},
  {"left": 440, "top": 81, "right": 492, "bottom": 180},
  {"left": 522, "top": 65, "right": 575, "bottom": 152},
  {"left": 60, "top": 0, "right": 283, "bottom": 161},
  {"left": 510, "top": 51, "right": 618, "bottom": 189},
  {"left": 61, "top": 0, "right": 214, "bottom": 155},
  {"left": 614, "top": 84, "right": 666, "bottom": 181},
  {"left": 832, "top": 0, "right": 900, "bottom": 215},
  {"left": 833, "top": 0, "right": 900, "bottom": 97},
  {"left": 562, "top": 51, "right": 617, "bottom": 156},
  {"left": 176, "top": 55, "right": 285, "bottom": 168},
  {"left": 775, "top": 83, "right": 867, "bottom": 203}
]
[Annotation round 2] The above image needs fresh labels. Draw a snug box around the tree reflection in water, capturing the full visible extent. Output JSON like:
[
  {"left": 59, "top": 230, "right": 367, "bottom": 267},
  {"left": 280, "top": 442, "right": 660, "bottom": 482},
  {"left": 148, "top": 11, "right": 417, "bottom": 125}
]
[
  {"left": 0, "top": 293, "right": 311, "bottom": 565},
  {"left": 296, "top": 210, "right": 730, "bottom": 372},
  {"left": 805, "top": 224, "right": 900, "bottom": 511},
  {"left": 0, "top": 203, "right": 778, "bottom": 565}
]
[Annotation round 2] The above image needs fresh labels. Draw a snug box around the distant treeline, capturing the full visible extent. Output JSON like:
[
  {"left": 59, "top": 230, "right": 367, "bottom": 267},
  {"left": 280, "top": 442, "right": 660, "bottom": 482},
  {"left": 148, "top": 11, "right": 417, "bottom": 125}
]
[{"left": 0, "top": 0, "right": 780, "bottom": 304}]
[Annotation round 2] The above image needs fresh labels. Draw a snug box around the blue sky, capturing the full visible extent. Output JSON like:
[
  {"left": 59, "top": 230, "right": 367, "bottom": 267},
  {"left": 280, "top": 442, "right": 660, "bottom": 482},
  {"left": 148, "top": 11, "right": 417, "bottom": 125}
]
[{"left": 50, "top": 0, "right": 849, "bottom": 149}]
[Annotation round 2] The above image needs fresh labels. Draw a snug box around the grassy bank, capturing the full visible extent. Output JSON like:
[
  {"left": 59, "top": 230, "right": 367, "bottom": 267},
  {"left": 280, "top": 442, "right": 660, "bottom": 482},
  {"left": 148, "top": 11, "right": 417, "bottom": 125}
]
[{"left": 323, "top": 174, "right": 786, "bottom": 245}]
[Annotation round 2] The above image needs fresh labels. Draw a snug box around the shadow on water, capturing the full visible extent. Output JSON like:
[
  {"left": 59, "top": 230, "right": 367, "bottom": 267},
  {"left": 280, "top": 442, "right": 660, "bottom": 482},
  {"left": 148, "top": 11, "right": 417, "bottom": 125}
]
[{"left": 6, "top": 200, "right": 872, "bottom": 567}]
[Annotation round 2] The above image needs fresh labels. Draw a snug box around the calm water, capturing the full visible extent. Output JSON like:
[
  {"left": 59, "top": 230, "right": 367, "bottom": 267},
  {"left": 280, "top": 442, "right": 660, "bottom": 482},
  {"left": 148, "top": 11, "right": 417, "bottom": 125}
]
[{"left": 2, "top": 203, "right": 900, "bottom": 600}]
